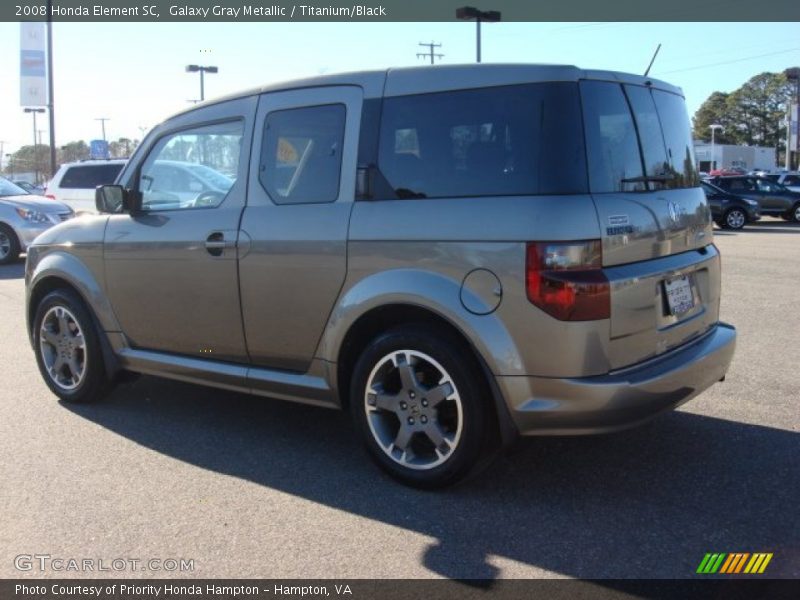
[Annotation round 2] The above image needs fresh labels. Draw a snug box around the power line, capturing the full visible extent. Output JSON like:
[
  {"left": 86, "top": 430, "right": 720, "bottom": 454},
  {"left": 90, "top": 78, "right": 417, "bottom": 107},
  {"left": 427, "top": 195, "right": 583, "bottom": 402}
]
[
  {"left": 417, "top": 41, "right": 443, "bottom": 65},
  {"left": 659, "top": 47, "right": 800, "bottom": 75}
]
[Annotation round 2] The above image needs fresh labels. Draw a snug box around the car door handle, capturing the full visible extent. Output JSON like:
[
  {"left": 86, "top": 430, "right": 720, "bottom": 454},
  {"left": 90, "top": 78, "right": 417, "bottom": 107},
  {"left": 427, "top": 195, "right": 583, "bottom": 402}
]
[{"left": 205, "top": 232, "right": 235, "bottom": 256}]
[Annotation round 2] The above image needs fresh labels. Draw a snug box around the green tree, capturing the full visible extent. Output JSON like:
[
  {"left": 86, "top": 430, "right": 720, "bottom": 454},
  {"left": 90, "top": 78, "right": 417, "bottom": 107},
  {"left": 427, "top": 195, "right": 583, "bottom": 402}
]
[
  {"left": 58, "top": 140, "right": 90, "bottom": 163},
  {"left": 6, "top": 144, "right": 51, "bottom": 181},
  {"left": 693, "top": 72, "right": 794, "bottom": 164},
  {"left": 109, "top": 137, "right": 135, "bottom": 158},
  {"left": 692, "top": 91, "right": 735, "bottom": 143},
  {"left": 726, "top": 72, "right": 792, "bottom": 147}
]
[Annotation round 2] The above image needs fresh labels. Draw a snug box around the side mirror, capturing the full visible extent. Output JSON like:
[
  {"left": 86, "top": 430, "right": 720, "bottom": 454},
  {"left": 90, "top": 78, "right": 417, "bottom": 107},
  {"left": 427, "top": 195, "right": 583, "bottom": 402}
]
[
  {"left": 96, "top": 185, "right": 142, "bottom": 214},
  {"left": 95, "top": 185, "right": 125, "bottom": 213}
]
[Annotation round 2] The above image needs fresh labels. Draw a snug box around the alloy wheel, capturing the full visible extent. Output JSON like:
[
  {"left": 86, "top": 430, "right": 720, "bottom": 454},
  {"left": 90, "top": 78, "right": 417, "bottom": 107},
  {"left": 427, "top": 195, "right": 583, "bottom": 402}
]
[
  {"left": 0, "top": 231, "right": 10, "bottom": 259},
  {"left": 726, "top": 209, "right": 746, "bottom": 229},
  {"left": 39, "top": 305, "right": 87, "bottom": 391},
  {"left": 363, "top": 349, "right": 463, "bottom": 470}
]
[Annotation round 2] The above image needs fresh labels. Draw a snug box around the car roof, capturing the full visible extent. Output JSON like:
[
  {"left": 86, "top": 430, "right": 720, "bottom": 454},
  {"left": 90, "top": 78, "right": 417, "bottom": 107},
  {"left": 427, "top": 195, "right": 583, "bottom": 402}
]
[
  {"left": 169, "top": 63, "right": 684, "bottom": 119},
  {"left": 59, "top": 159, "right": 127, "bottom": 168}
]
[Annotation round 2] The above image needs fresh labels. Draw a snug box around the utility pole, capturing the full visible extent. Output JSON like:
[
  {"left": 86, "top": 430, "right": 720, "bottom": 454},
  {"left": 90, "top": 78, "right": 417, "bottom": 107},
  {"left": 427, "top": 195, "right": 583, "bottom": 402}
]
[
  {"left": 416, "top": 41, "right": 444, "bottom": 65},
  {"left": 95, "top": 117, "right": 109, "bottom": 142},
  {"left": 0, "top": 141, "right": 6, "bottom": 172}
]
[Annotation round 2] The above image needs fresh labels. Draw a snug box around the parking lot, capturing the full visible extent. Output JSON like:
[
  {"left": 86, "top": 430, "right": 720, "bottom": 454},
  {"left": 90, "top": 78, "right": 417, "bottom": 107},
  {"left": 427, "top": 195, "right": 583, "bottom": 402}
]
[{"left": 0, "top": 217, "right": 798, "bottom": 580}]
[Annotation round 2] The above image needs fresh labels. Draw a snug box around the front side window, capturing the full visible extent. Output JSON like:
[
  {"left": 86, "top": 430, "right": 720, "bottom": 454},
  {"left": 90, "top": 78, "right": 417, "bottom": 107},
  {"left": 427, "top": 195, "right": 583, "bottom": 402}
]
[
  {"left": 138, "top": 121, "right": 242, "bottom": 211},
  {"left": 377, "top": 83, "right": 587, "bottom": 199},
  {"left": 756, "top": 179, "right": 780, "bottom": 193},
  {"left": 259, "top": 104, "right": 346, "bottom": 205}
]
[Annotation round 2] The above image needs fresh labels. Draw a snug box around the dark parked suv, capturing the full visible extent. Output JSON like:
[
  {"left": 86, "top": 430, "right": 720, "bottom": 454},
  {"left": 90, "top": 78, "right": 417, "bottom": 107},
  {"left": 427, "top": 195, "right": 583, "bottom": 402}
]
[
  {"left": 701, "top": 181, "right": 760, "bottom": 230},
  {"left": 24, "top": 64, "right": 736, "bottom": 487},
  {"left": 707, "top": 175, "right": 800, "bottom": 222}
]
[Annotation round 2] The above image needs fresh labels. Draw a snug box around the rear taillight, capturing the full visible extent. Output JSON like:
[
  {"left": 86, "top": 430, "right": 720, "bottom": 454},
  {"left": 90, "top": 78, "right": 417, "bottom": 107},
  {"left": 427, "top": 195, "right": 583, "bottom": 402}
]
[
  {"left": 45, "top": 193, "right": 55, "bottom": 200},
  {"left": 525, "top": 240, "right": 610, "bottom": 321}
]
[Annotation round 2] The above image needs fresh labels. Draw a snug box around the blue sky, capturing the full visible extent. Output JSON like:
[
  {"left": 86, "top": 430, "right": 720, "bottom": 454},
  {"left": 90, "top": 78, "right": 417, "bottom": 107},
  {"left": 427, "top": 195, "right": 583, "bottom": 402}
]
[{"left": 1, "top": 21, "right": 798, "bottom": 156}]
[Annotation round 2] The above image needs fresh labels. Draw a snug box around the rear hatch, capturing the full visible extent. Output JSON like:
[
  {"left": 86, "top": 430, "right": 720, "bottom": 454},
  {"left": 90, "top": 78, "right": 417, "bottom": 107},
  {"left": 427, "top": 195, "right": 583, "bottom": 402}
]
[{"left": 580, "top": 78, "right": 718, "bottom": 370}]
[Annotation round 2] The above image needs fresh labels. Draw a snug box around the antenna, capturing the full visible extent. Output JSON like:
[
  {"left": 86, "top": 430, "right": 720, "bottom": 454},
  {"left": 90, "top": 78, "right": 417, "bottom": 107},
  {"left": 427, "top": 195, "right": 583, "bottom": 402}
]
[{"left": 644, "top": 43, "right": 662, "bottom": 77}]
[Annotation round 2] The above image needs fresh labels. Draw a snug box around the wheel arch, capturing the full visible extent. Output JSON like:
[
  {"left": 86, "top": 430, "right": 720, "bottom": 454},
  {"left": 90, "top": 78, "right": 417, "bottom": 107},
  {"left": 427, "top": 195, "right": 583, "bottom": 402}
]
[
  {"left": 334, "top": 302, "right": 519, "bottom": 446},
  {"left": 27, "top": 253, "right": 121, "bottom": 380}
]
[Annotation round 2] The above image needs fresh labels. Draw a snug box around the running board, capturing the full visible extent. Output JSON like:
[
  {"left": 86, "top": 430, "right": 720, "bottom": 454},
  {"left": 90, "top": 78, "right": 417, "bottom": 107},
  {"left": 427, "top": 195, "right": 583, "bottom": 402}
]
[{"left": 114, "top": 345, "right": 338, "bottom": 409}]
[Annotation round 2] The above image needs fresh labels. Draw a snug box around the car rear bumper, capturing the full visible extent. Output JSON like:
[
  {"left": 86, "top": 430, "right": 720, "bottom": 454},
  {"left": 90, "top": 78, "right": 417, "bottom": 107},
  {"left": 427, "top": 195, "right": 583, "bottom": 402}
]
[{"left": 496, "top": 322, "right": 736, "bottom": 435}]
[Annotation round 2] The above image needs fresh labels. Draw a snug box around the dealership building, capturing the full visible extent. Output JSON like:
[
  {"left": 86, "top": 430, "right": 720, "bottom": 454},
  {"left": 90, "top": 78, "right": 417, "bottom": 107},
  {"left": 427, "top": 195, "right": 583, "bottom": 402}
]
[{"left": 694, "top": 141, "right": 776, "bottom": 172}]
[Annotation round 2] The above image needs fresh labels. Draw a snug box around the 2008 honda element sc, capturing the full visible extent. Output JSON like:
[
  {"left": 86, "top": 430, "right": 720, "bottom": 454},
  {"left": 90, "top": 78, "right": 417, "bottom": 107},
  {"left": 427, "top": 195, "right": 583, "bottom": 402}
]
[{"left": 26, "top": 64, "right": 736, "bottom": 487}]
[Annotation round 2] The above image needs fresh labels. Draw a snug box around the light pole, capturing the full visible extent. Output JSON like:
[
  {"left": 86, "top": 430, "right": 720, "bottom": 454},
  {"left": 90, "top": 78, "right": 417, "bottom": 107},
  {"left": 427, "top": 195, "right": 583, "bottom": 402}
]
[
  {"left": 783, "top": 67, "right": 800, "bottom": 170},
  {"left": 24, "top": 108, "right": 46, "bottom": 183},
  {"left": 709, "top": 124, "right": 723, "bottom": 171},
  {"left": 95, "top": 117, "right": 109, "bottom": 142},
  {"left": 46, "top": 0, "right": 56, "bottom": 178},
  {"left": 456, "top": 6, "right": 501, "bottom": 63},
  {"left": 186, "top": 64, "right": 218, "bottom": 102}
]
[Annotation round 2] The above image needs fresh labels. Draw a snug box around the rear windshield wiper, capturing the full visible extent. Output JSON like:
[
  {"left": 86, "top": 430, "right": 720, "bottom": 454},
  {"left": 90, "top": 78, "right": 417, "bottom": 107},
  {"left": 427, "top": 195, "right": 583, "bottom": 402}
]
[{"left": 620, "top": 174, "right": 675, "bottom": 184}]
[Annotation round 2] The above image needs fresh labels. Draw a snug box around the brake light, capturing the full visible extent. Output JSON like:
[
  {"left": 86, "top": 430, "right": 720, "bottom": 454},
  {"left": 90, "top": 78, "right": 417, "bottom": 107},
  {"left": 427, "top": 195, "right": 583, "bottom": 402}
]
[
  {"left": 525, "top": 240, "right": 610, "bottom": 321},
  {"left": 45, "top": 193, "right": 55, "bottom": 200}
]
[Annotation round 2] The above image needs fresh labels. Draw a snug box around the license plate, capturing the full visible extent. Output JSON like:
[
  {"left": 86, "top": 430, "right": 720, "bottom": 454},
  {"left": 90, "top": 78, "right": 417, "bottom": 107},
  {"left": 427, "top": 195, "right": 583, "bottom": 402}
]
[{"left": 664, "top": 275, "right": 694, "bottom": 315}]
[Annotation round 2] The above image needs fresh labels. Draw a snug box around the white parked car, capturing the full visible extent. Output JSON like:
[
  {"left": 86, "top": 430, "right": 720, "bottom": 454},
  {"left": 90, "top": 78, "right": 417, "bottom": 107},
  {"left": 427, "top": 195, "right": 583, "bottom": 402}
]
[
  {"left": 44, "top": 159, "right": 126, "bottom": 214},
  {"left": 0, "top": 176, "right": 73, "bottom": 264},
  {"left": 776, "top": 172, "right": 800, "bottom": 193}
]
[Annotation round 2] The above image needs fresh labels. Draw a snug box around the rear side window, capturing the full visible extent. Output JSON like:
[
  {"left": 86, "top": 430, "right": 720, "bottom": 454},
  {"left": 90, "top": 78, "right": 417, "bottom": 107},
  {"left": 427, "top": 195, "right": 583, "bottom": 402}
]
[
  {"left": 581, "top": 81, "right": 698, "bottom": 193},
  {"left": 651, "top": 89, "right": 699, "bottom": 187},
  {"left": 580, "top": 81, "right": 645, "bottom": 193},
  {"left": 59, "top": 164, "right": 124, "bottom": 189},
  {"left": 783, "top": 175, "right": 800, "bottom": 186},
  {"left": 259, "top": 103, "right": 346, "bottom": 205},
  {"left": 624, "top": 85, "right": 670, "bottom": 185},
  {"left": 720, "top": 178, "right": 754, "bottom": 192},
  {"left": 376, "top": 83, "right": 587, "bottom": 199}
]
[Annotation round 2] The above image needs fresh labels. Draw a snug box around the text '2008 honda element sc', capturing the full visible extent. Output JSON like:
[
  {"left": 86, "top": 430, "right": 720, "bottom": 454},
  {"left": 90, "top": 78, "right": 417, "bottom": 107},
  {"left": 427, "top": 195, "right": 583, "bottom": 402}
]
[{"left": 25, "top": 64, "right": 735, "bottom": 487}]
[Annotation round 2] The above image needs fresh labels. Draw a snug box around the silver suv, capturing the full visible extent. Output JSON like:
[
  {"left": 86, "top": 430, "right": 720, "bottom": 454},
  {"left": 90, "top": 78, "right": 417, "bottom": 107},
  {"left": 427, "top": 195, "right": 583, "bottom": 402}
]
[{"left": 25, "top": 65, "right": 736, "bottom": 487}]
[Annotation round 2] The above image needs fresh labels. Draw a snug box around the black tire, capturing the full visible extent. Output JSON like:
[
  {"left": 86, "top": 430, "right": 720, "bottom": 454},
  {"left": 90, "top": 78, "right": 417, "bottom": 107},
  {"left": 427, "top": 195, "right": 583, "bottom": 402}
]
[
  {"left": 0, "top": 223, "right": 21, "bottom": 265},
  {"left": 722, "top": 207, "right": 747, "bottom": 230},
  {"left": 789, "top": 203, "right": 800, "bottom": 223},
  {"left": 350, "top": 324, "right": 494, "bottom": 489},
  {"left": 32, "top": 288, "right": 112, "bottom": 403}
]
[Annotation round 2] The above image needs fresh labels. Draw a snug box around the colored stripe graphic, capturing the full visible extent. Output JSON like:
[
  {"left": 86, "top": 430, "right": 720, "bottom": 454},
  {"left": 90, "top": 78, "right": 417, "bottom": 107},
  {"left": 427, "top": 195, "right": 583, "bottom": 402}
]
[
  {"left": 720, "top": 553, "right": 750, "bottom": 573},
  {"left": 697, "top": 553, "right": 727, "bottom": 573},
  {"left": 698, "top": 552, "right": 773, "bottom": 574}
]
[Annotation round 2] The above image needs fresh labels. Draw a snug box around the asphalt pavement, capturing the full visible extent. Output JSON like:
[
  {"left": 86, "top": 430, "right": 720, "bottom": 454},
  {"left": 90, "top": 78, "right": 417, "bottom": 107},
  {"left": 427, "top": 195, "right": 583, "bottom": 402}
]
[{"left": 0, "top": 218, "right": 798, "bottom": 580}]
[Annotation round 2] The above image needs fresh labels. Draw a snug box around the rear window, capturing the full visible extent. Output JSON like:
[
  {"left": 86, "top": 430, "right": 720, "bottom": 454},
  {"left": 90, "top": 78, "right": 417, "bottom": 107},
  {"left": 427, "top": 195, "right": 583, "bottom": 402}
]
[
  {"left": 376, "top": 83, "right": 587, "bottom": 199},
  {"left": 59, "top": 164, "right": 124, "bottom": 189},
  {"left": 581, "top": 80, "right": 698, "bottom": 193}
]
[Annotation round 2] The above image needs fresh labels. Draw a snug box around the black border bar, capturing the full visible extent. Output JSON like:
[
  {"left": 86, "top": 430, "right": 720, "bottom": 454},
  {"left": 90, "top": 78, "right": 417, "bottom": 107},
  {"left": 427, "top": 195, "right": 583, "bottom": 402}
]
[{"left": 4, "top": 0, "right": 800, "bottom": 22}]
